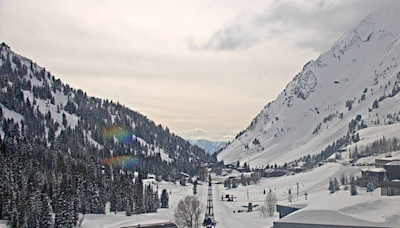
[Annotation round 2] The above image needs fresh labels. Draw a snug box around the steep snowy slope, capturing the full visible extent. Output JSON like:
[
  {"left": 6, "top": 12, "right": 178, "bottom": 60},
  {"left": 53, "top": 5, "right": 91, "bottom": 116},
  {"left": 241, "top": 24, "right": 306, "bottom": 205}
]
[
  {"left": 0, "top": 42, "right": 214, "bottom": 174},
  {"left": 219, "top": 4, "right": 400, "bottom": 167}
]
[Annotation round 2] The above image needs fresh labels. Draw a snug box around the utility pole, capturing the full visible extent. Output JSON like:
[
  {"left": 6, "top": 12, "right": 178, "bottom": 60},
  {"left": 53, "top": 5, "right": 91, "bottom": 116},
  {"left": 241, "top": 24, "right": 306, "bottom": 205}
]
[{"left": 203, "top": 175, "right": 216, "bottom": 228}]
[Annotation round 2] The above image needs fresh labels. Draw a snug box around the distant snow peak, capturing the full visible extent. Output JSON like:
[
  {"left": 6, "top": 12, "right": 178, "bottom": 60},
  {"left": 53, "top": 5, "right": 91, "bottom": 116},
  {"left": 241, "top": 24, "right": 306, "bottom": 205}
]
[{"left": 188, "top": 139, "right": 227, "bottom": 154}]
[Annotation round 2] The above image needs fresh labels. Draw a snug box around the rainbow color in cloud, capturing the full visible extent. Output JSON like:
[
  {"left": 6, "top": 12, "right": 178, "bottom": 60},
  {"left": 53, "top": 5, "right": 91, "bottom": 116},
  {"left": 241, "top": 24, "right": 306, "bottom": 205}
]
[
  {"left": 102, "top": 155, "right": 141, "bottom": 170},
  {"left": 102, "top": 125, "right": 135, "bottom": 144}
]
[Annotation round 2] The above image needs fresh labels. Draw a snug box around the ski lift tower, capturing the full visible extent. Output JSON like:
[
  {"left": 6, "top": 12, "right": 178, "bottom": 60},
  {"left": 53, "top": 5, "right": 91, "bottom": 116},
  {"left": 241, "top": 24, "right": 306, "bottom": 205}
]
[{"left": 203, "top": 175, "right": 217, "bottom": 228}]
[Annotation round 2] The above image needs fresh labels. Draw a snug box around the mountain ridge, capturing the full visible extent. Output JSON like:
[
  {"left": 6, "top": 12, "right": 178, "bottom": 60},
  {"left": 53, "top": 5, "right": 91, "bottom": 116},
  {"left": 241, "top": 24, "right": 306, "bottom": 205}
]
[
  {"left": 0, "top": 42, "right": 214, "bottom": 176},
  {"left": 218, "top": 4, "right": 400, "bottom": 167}
]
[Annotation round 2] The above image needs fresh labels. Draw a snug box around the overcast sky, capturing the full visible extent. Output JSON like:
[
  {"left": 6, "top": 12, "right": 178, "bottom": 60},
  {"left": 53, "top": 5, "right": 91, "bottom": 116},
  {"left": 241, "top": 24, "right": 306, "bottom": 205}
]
[{"left": 0, "top": 0, "right": 397, "bottom": 142}]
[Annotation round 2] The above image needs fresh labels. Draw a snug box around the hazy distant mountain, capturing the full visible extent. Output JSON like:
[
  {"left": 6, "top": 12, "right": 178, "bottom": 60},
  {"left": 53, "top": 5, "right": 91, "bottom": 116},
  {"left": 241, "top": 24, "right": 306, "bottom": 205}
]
[
  {"left": 218, "top": 4, "right": 400, "bottom": 167},
  {"left": 188, "top": 139, "right": 227, "bottom": 154}
]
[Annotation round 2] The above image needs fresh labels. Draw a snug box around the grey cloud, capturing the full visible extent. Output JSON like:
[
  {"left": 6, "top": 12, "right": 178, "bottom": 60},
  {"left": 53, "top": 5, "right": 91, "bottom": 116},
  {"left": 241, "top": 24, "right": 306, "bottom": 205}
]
[
  {"left": 188, "top": 24, "right": 258, "bottom": 51},
  {"left": 190, "top": 0, "right": 399, "bottom": 52},
  {"left": 254, "top": 0, "right": 400, "bottom": 52}
]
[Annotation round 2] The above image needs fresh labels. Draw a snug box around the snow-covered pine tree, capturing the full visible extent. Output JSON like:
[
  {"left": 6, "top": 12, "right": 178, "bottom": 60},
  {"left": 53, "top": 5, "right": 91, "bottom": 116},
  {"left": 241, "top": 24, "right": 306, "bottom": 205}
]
[
  {"left": 125, "top": 197, "right": 133, "bottom": 216},
  {"left": 366, "top": 177, "right": 376, "bottom": 192},
  {"left": 154, "top": 188, "right": 160, "bottom": 211},
  {"left": 240, "top": 173, "right": 246, "bottom": 186},
  {"left": 193, "top": 180, "right": 197, "bottom": 195},
  {"left": 125, "top": 180, "right": 134, "bottom": 216},
  {"left": 38, "top": 191, "right": 54, "bottom": 228},
  {"left": 144, "top": 184, "right": 152, "bottom": 213},
  {"left": 134, "top": 174, "right": 144, "bottom": 214},
  {"left": 232, "top": 179, "right": 237, "bottom": 188},
  {"left": 341, "top": 174, "right": 346, "bottom": 185},
  {"left": 54, "top": 176, "right": 77, "bottom": 228},
  {"left": 160, "top": 189, "right": 169, "bottom": 208},
  {"left": 350, "top": 177, "right": 358, "bottom": 196},
  {"left": 334, "top": 177, "right": 340, "bottom": 192},
  {"left": 328, "top": 178, "right": 334, "bottom": 193},
  {"left": 179, "top": 176, "right": 186, "bottom": 186},
  {"left": 87, "top": 181, "right": 103, "bottom": 214},
  {"left": 27, "top": 189, "right": 41, "bottom": 228}
]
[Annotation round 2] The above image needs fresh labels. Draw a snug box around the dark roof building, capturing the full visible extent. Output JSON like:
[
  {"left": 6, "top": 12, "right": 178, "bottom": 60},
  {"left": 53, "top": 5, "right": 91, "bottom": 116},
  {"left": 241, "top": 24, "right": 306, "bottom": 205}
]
[
  {"left": 121, "top": 222, "right": 177, "bottom": 228},
  {"left": 360, "top": 168, "right": 386, "bottom": 187},
  {"left": 263, "top": 169, "right": 287, "bottom": 178},
  {"left": 384, "top": 161, "right": 400, "bottom": 181},
  {"left": 276, "top": 204, "right": 306, "bottom": 219},
  {"left": 380, "top": 180, "right": 400, "bottom": 196}
]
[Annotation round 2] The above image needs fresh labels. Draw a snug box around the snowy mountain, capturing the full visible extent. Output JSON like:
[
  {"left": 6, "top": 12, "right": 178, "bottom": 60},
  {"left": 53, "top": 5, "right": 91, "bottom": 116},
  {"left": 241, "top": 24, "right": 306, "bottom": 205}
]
[
  {"left": 0, "top": 43, "right": 218, "bottom": 227},
  {"left": 188, "top": 139, "right": 227, "bottom": 154},
  {"left": 218, "top": 4, "right": 400, "bottom": 168},
  {"left": 0, "top": 42, "right": 214, "bottom": 175}
]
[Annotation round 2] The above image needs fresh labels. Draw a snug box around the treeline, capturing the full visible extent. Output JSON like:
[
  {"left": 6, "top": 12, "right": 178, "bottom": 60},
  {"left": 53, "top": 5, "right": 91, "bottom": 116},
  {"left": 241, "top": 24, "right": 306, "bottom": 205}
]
[
  {"left": 224, "top": 172, "right": 261, "bottom": 189},
  {"left": 0, "top": 134, "right": 171, "bottom": 227},
  {"left": 350, "top": 136, "right": 400, "bottom": 158}
]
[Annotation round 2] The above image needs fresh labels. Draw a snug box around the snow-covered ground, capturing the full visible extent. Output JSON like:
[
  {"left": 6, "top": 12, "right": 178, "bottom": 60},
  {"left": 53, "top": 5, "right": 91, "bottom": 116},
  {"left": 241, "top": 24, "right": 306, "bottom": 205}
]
[
  {"left": 81, "top": 180, "right": 207, "bottom": 228},
  {"left": 1, "top": 163, "right": 399, "bottom": 227}
]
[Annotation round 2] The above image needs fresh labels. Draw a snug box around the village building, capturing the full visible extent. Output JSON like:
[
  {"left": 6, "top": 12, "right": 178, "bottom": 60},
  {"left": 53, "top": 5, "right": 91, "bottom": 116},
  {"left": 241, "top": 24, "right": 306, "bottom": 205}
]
[
  {"left": 359, "top": 168, "right": 386, "bottom": 187},
  {"left": 380, "top": 180, "right": 400, "bottom": 196},
  {"left": 375, "top": 157, "right": 400, "bottom": 168},
  {"left": 383, "top": 161, "right": 400, "bottom": 181},
  {"left": 263, "top": 169, "right": 287, "bottom": 178},
  {"left": 276, "top": 204, "right": 306, "bottom": 219},
  {"left": 121, "top": 222, "right": 177, "bottom": 228}
]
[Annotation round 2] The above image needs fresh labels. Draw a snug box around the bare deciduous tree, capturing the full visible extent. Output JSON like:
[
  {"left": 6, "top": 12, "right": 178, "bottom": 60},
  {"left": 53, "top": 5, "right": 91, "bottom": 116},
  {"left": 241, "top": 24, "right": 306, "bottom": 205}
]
[
  {"left": 259, "top": 204, "right": 268, "bottom": 218},
  {"left": 174, "top": 195, "right": 204, "bottom": 228},
  {"left": 265, "top": 189, "right": 277, "bottom": 217}
]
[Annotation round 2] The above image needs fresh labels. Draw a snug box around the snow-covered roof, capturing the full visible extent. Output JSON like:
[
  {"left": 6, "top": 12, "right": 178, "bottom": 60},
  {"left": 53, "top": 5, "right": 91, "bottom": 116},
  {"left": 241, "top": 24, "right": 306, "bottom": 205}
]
[
  {"left": 360, "top": 167, "right": 386, "bottom": 173},
  {"left": 278, "top": 203, "right": 308, "bottom": 209},
  {"left": 385, "top": 161, "right": 400, "bottom": 166},
  {"left": 375, "top": 157, "right": 400, "bottom": 161},
  {"left": 277, "top": 210, "right": 393, "bottom": 227}
]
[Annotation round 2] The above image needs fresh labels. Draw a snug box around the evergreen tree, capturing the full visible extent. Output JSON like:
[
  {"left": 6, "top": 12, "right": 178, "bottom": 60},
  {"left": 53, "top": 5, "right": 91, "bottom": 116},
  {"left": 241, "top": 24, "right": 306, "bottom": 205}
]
[
  {"left": 350, "top": 177, "right": 358, "bottom": 196},
  {"left": 154, "top": 188, "right": 160, "bottom": 211},
  {"left": 179, "top": 176, "right": 186, "bottom": 186},
  {"left": 54, "top": 177, "right": 76, "bottom": 228},
  {"left": 328, "top": 178, "right": 334, "bottom": 193},
  {"left": 240, "top": 173, "right": 246, "bottom": 186},
  {"left": 133, "top": 175, "right": 144, "bottom": 214},
  {"left": 232, "top": 179, "right": 237, "bottom": 188},
  {"left": 125, "top": 189, "right": 133, "bottom": 216},
  {"left": 334, "top": 177, "right": 340, "bottom": 192},
  {"left": 160, "top": 189, "right": 169, "bottom": 208},
  {"left": 193, "top": 180, "right": 198, "bottom": 195},
  {"left": 341, "top": 174, "right": 346, "bottom": 186},
  {"left": 38, "top": 191, "right": 54, "bottom": 228}
]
